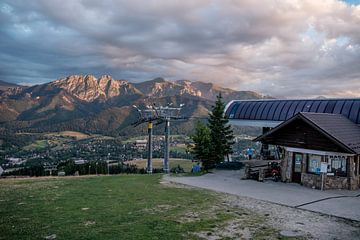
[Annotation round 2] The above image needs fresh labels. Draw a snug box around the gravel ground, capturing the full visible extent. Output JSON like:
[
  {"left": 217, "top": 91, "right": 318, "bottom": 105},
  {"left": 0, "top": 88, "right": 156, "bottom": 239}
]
[
  {"left": 163, "top": 179, "right": 360, "bottom": 240},
  {"left": 165, "top": 170, "right": 360, "bottom": 221},
  {"left": 222, "top": 193, "right": 360, "bottom": 240}
]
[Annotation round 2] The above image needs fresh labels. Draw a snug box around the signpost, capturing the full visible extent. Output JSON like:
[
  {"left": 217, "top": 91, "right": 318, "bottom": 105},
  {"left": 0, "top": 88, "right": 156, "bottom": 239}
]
[{"left": 320, "top": 162, "right": 328, "bottom": 191}]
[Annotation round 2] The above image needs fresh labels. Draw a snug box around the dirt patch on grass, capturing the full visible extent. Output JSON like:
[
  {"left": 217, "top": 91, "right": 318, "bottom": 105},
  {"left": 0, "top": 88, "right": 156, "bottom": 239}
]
[
  {"left": 194, "top": 222, "right": 253, "bottom": 240},
  {"left": 142, "top": 204, "right": 178, "bottom": 214},
  {"left": 83, "top": 221, "right": 96, "bottom": 227},
  {"left": 159, "top": 180, "right": 196, "bottom": 189}
]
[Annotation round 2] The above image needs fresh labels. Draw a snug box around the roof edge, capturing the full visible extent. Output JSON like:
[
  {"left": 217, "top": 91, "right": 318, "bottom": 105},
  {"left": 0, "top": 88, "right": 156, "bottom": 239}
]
[
  {"left": 300, "top": 113, "right": 357, "bottom": 154},
  {"left": 230, "top": 98, "right": 360, "bottom": 102},
  {"left": 254, "top": 112, "right": 357, "bottom": 154}
]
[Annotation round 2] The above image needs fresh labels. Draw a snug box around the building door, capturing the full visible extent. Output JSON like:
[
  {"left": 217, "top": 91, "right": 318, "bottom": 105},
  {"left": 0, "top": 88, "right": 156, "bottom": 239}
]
[{"left": 292, "top": 153, "right": 303, "bottom": 183}]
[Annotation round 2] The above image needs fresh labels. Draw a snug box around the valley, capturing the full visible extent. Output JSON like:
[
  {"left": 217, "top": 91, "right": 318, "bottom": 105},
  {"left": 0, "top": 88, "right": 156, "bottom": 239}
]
[{"left": 0, "top": 129, "right": 257, "bottom": 177}]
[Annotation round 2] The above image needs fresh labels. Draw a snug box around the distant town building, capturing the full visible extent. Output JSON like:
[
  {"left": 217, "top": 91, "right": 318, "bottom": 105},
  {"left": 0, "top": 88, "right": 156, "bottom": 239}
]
[
  {"left": 134, "top": 139, "right": 147, "bottom": 150},
  {"left": 6, "top": 157, "right": 26, "bottom": 165},
  {"left": 74, "top": 159, "right": 87, "bottom": 165}
]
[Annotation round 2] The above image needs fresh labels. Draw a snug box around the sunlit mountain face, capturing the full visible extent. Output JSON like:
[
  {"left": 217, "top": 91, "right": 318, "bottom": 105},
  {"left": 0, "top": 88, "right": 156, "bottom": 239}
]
[
  {"left": 0, "top": 76, "right": 263, "bottom": 135},
  {"left": 0, "top": 1, "right": 359, "bottom": 98}
]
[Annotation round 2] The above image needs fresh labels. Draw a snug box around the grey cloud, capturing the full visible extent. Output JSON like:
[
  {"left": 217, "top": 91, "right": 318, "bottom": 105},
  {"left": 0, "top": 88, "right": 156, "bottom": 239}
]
[{"left": 0, "top": 0, "right": 359, "bottom": 98}]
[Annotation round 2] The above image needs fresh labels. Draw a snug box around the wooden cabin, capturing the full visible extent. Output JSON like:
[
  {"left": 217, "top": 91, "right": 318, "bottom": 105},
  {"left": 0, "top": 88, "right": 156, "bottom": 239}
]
[{"left": 254, "top": 112, "right": 360, "bottom": 190}]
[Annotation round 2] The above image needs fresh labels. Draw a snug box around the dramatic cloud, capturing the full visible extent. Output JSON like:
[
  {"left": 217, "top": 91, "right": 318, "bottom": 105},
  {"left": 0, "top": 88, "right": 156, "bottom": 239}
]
[{"left": 0, "top": 0, "right": 359, "bottom": 97}]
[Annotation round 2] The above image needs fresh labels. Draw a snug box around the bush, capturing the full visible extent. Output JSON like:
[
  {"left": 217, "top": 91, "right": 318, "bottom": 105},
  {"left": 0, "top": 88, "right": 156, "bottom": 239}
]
[
  {"left": 170, "top": 165, "right": 185, "bottom": 174},
  {"left": 152, "top": 168, "right": 164, "bottom": 174}
]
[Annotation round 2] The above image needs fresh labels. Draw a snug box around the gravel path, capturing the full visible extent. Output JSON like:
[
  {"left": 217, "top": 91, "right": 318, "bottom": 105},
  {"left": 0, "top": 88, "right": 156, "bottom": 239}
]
[
  {"left": 165, "top": 170, "right": 360, "bottom": 221},
  {"left": 221, "top": 193, "right": 360, "bottom": 240}
]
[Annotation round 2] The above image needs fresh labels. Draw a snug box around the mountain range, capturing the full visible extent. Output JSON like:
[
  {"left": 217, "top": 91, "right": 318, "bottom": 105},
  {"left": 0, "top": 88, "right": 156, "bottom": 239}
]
[{"left": 0, "top": 75, "right": 263, "bottom": 136}]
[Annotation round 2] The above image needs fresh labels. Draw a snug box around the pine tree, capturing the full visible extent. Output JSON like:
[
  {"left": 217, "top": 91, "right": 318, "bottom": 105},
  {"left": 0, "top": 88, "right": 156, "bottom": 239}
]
[
  {"left": 208, "top": 93, "right": 234, "bottom": 163},
  {"left": 190, "top": 121, "right": 214, "bottom": 171}
]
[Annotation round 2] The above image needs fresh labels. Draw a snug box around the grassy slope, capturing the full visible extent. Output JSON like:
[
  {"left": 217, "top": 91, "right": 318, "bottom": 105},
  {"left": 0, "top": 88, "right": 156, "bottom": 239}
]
[{"left": 0, "top": 175, "right": 280, "bottom": 240}]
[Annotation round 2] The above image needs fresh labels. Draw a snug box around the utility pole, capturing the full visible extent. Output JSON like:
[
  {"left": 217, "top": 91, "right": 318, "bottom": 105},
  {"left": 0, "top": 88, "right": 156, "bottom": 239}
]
[
  {"left": 147, "top": 122, "right": 153, "bottom": 174},
  {"left": 163, "top": 117, "right": 170, "bottom": 173},
  {"left": 132, "top": 103, "right": 185, "bottom": 174}
]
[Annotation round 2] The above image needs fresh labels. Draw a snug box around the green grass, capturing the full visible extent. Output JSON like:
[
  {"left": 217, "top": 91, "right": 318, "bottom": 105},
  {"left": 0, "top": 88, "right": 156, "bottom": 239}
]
[
  {"left": 0, "top": 175, "right": 281, "bottom": 240},
  {"left": 23, "top": 140, "right": 48, "bottom": 150},
  {"left": 170, "top": 145, "right": 187, "bottom": 153}
]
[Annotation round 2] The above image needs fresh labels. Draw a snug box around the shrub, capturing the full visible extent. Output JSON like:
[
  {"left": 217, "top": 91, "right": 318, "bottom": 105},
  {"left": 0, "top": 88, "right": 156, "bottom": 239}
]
[
  {"left": 215, "top": 161, "right": 244, "bottom": 170},
  {"left": 170, "top": 165, "right": 185, "bottom": 174}
]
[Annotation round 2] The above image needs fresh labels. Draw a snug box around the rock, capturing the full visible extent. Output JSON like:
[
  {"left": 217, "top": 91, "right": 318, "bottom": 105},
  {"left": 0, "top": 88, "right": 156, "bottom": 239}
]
[
  {"left": 44, "top": 234, "right": 56, "bottom": 240},
  {"left": 280, "top": 230, "right": 302, "bottom": 237}
]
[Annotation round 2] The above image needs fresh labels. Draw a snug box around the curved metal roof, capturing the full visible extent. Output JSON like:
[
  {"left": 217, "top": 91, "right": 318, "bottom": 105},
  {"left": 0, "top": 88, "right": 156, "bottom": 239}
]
[{"left": 225, "top": 99, "right": 360, "bottom": 127}]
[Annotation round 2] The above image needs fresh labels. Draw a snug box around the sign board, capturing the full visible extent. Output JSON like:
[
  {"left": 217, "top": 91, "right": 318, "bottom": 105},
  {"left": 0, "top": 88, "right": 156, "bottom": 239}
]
[{"left": 320, "top": 162, "right": 328, "bottom": 173}]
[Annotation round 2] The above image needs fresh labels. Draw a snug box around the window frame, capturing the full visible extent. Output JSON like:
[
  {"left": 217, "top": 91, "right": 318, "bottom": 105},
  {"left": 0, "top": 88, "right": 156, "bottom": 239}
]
[
  {"left": 328, "top": 155, "right": 347, "bottom": 177},
  {"left": 307, "top": 154, "right": 323, "bottom": 174}
]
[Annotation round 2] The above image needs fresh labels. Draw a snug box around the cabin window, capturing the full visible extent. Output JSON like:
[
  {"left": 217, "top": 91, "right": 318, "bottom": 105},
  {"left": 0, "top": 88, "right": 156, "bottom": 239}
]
[
  {"left": 328, "top": 155, "right": 347, "bottom": 177},
  {"left": 307, "top": 154, "right": 322, "bottom": 174}
]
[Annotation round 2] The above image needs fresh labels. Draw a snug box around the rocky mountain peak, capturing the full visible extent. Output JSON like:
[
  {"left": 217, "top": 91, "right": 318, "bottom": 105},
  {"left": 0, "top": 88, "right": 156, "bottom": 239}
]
[
  {"left": 84, "top": 74, "right": 97, "bottom": 81},
  {"left": 98, "top": 75, "right": 113, "bottom": 83},
  {"left": 98, "top": 75, "right": 114, "bottom": 90},
  {"left": 51, "top": 75, "right": 110, "bottom": 101},
  {"left": 3, "top": 74, "right": 264, "bottom": 104},
  {"left": 49, "top": 74, "right": 139, "bottom": 102},
  {"left": 152, "top": 77, "right": 166, "bottom": 83}
]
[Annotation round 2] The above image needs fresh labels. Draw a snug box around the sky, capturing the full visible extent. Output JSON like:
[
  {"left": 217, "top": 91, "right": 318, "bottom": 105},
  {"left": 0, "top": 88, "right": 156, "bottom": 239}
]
[{"left": 0, "top": 0, "right": 359, "bottom": 98}]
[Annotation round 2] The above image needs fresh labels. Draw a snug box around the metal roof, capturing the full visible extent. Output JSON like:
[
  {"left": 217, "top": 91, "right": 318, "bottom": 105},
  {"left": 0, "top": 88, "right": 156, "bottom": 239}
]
[
  {"left": 254, "top": 112, "right": 360, "bottom": 154},
  {"left": 225, "top": 98, "right": 360, "bottom": 127}
]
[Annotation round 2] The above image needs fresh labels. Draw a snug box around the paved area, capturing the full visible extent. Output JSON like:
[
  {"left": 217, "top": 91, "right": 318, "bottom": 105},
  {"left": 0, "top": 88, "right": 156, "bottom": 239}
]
[{"left": 165, "top": 170, "right": 360, "bottom": 221}]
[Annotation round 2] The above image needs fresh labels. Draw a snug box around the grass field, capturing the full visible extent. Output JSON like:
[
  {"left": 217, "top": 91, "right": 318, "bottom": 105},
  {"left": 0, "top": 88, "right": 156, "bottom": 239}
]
[
  {"left": 127, "top": 158, "right": 194, "bottom": 172},
  {"left": 170, "top": 144, "right": 188, "bottom": 153},
  {"left": 45, "top": 131, "right": 91, "bottom": 140},
  {"left": 23, "top": 140, "right": 49, "bottom": 151},
  {"left": 0, "top": 175, "right": 280, "bottom": 240}
]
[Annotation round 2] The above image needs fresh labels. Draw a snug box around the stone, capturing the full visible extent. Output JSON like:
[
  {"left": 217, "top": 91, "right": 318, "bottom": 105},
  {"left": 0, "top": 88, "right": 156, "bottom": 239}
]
[
  {"left": 44, "top": 234, "right": 56, "bottom": 240},
  {"left": 280, "top": 230, "right": 302, "bottom": 237}
]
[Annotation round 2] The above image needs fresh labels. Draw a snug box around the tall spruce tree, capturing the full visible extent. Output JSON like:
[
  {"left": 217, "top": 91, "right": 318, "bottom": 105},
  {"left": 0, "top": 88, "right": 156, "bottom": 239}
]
[
  {"left": 208, "top": 93, "right": 234, "bottom": 163},
  {"left": 191, "top": 121, "right": 214, "bottom": 171}
]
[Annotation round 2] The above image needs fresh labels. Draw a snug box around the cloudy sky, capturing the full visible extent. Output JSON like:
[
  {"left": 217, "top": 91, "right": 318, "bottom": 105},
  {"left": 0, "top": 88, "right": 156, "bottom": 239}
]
[{"left": 0, "top": 0, "right": 359, "bottom": 98}]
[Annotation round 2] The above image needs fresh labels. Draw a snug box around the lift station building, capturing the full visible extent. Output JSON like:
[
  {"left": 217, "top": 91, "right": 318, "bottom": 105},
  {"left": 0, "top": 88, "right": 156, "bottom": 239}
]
[{"left": 225, "top": 99, "right": 360, "bottom": 190}]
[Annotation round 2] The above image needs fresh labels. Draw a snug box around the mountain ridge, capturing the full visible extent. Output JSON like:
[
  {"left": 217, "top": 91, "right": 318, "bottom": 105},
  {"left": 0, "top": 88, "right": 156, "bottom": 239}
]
[{"left": 0, "top": 75, "right": 264, "bottom": 136}]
